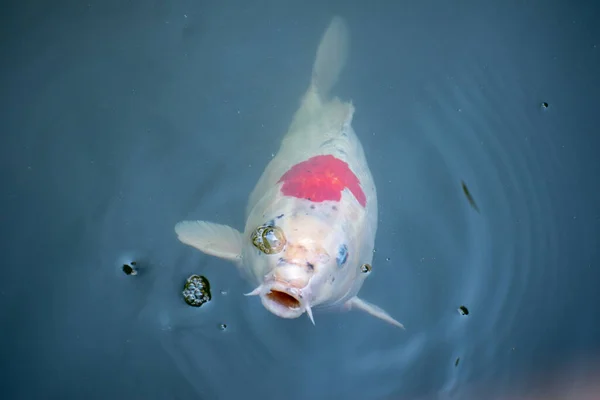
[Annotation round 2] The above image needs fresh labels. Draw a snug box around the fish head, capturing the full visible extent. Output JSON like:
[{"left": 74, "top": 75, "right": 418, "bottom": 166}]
[{"left": 244, "top": 206, "right": 370, "bottom": 324}]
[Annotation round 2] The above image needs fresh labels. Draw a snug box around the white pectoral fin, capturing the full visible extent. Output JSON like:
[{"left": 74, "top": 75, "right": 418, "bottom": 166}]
[
  {"left": 345, "top": 296, "right": 405, "bottom": 330},
  {"left": 174, "top": 220, "right": 243, "bottom": 263}
]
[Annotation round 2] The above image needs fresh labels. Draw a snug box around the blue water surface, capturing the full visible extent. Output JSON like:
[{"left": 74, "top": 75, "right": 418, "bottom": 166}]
[{"left": 1, "top": 1, "right": 599, "bottom": 399}]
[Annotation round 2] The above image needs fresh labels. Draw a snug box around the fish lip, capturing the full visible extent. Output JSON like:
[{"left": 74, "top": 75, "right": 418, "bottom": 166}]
[{"left": 259, "top": 279, "right": 308, "bottom": 319}]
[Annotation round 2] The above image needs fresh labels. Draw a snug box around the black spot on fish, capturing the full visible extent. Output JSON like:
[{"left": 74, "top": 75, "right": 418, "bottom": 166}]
[
  {"left": 276, "top": 214, "right": 284, "bottom": 219},
  {"left": 277, "top": 257, "right": 285, "bottom": 266},
  {"left": 266, "top": 219, "right": 275, "bottom": 227},
  {"left": 310, "top": 205, "right": 315, "bottom": 209},
  {"left": 306, "top": 262, "right": 314, "bottom": 271},
  {"left": 331, "top": 205, "right": 338, "bottom": 211},
  {"left": 336, "top": 244, "right": 348, "bottom": 267}
]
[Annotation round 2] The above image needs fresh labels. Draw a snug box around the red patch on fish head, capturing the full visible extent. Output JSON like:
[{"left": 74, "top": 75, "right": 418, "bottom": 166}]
[{"left": 277, "top": 155, "right": 366, "bottom": 207}]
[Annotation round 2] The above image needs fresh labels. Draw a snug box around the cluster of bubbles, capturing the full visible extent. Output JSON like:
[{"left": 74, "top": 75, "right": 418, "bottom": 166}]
[{"left": 182, "top": 274, "right": 212, "bottom": 307}]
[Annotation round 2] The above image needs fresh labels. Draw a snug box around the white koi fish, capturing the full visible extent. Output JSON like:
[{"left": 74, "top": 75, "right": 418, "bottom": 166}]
[{"left": 174, "top": 16, "right": 403, "bottom": 329}]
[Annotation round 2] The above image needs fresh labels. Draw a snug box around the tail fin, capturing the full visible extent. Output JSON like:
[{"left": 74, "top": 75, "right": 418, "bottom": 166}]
[
  {"left": 311, "top": 16, "right": 349, "bottom": 99},
  {"left": 286, "top": 16, "right": 350, "bottom": 134}
]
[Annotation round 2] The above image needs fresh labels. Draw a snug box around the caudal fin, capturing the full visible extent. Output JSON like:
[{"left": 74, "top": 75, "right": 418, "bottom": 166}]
[{"left": 311, "top": 16, "right": 349, "bottom": 99}]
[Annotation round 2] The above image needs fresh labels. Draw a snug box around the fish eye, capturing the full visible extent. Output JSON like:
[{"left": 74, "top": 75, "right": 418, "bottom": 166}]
[
  {"left": 336, "top": 244, "right": 348, "bottom": 267},
  {"left": 251, "top": 224, "right": 286, "bottom": 254},
  {"left": 360, "top": 263, "right": 372, "bottom": 273}
]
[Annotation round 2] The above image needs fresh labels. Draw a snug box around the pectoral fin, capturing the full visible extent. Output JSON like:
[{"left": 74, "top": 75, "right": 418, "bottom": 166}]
[
  {"left": 345, "top": 296, "right": 405, "bottom": 329},
  {"left": 174, "top": 220, "right": 243, "bottom": 263}
]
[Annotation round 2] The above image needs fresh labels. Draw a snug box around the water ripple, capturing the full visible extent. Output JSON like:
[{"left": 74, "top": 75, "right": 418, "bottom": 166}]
[{"left": 343, "top": 51, "right": 559, "bottom": 399}]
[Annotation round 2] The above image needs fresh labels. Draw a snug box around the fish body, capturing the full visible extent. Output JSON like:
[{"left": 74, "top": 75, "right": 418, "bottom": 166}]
[{"left": 175, "top": 16, "right": 403, "bottom": 329}]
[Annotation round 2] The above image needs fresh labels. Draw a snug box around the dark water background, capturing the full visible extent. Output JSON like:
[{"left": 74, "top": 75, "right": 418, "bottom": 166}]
[{"left": 1, "top": 1, "right": 599, "bottom": 399}]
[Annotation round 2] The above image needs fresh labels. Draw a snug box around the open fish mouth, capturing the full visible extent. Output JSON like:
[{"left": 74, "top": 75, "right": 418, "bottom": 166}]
[
  {"left": 265, "top": 290, "right": 301, "bottom": 310},
  {"left": 245, "top": 280, "right": 315, "bottom": 324}
]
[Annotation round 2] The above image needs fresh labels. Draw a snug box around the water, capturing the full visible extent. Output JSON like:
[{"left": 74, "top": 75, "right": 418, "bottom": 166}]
[{"left": 1, "top": 1, "right": 599, "bottom": 399}]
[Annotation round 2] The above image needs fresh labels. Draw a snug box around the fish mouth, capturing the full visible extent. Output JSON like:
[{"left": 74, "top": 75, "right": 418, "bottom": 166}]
[
  {"left": 261, "top": 280, "right": 305, "bottom": 319},
  {"left": 265, "top": 290, "right": 301, "bottom": 311},
  {"left": 246, "top": 280, "right": 315, "bottom": 324}
]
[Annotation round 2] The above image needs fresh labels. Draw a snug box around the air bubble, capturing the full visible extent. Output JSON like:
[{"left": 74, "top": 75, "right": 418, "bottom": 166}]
[{"left": 182, "top": 275, "right": 212, "bottom": 307}]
